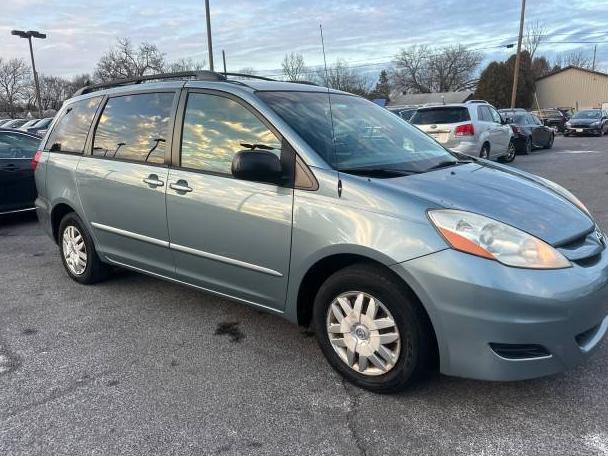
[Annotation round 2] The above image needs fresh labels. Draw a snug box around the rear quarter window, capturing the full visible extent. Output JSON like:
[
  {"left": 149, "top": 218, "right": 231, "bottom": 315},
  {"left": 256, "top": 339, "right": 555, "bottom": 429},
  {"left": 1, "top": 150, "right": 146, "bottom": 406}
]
[
  {"left": 46, "top": 96, "right": 102, "bottom": 154},
  {"left": 411, "top": 107, "right": 470, "bottom": 125}
]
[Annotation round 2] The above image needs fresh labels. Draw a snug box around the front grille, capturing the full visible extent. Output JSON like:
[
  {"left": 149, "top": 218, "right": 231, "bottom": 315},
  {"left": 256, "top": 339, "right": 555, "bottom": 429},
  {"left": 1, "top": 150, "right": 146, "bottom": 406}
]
[{"left": 489, "top": 343, "right": 551, "bottom": 360}]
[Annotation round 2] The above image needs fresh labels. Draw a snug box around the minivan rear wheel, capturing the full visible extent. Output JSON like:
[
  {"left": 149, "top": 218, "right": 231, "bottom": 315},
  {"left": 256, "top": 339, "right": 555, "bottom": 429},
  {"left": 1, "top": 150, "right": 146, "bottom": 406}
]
[
  {"left": 313, "top": 263, "right": 434, "bottom": 393},
  {"left": 58, "top": 213, "right": 108, "bottom": 284}
]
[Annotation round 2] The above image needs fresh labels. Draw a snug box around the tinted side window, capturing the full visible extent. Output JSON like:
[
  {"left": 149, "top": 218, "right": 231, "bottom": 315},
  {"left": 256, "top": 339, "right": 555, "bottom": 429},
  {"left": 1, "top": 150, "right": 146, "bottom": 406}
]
[
  {"left": 0, "top": 133, "right": 39, "bottom": 158},
  {"left": 93, "top": 93, "right": 174, "bottom": 164},
  {"left": 488, "top": 107, "right": 501, "bottom": 123},
  {"left": 477, "top": 106, "right": 490, "bottom": 122},
  {"left": 46, "top": 96, "right": 102, "bottom": 153},
  {"left": 180, "top": 93, "right": 281, "bottom": 174}
]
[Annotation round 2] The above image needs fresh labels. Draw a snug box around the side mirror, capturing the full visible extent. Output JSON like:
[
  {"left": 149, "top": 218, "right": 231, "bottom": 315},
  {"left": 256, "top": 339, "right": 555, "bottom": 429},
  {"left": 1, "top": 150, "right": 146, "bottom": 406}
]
[
  {"left": 504, "top": 116, "right": 512, "bottom": 124},
  {"left": 231, "top": 150, "right": 283, "bottom": 185}
]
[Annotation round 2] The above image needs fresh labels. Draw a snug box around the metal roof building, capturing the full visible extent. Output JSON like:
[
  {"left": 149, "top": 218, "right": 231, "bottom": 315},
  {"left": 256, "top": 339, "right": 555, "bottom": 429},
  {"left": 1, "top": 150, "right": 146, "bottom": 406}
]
[{"left": 535, "top": 66, "right": 608, "bottom": 110}]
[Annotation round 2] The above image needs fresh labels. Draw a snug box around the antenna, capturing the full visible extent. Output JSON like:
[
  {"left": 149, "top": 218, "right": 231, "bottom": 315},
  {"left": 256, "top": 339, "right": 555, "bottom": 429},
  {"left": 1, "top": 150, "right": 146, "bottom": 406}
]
[{"left": 320, "top": 24, "right": 339, "bottom": 179}]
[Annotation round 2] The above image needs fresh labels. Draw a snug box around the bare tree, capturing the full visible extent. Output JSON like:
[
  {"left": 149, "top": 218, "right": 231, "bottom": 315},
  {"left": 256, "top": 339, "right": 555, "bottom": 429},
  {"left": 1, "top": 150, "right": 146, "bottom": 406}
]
[
  {"left": 555, "top": 50, "right": 593, "bottom": 69},
  {"left": 167, "top": 57, "right": 207, "bottom": 73},
  {"left": 281, "top": 52, "right": 307, "bottom": 81},
  {"left": 94, "top": 38, "right": 166, "bottom": 81},
  {"left": 391, "top": 45, "right": 433, "bottom": 93},
  {"left": 315, "top": 59, "right": 371, "bottom": 96},
  {"left": 0, "top": 57, "right": 31, "bottom": 117},
  {"left": 391, "top": 45, "right": 481, "bottom": 93},
  {"left": 524, "top": 20, "right": 547, "bottom": 60}
]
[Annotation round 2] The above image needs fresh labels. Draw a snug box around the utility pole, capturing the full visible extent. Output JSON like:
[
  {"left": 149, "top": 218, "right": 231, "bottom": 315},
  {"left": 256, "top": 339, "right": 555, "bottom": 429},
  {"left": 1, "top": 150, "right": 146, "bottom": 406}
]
[
  {"left": 11, "top": 29, "right": 46, "bottom": 118},
  {"left": 204, "top": 0, "right": 214, "bottom": 71},
  {"left": 510, "top": 0, "right": 526, "bottom": 108},
  {"left": 592, "top": 44, "right": 597, "bottom": 71},
  {"left": 222, "top": 50, "right": 227, "bottom": 75}
]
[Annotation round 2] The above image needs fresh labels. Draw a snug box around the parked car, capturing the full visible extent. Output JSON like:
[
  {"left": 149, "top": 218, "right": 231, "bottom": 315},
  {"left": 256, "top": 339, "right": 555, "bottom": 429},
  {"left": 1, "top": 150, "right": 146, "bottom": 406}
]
[
  {"left": 502, "top": 111, "right": 555, "bottom": 153},
  {"left": 25, "top": 117, "right": 54, "bottom": 137},
  {"left": 0, "top": 119, "right": 13, "bottom": 127},
  {"left": 34, "top": 72, "right": 608, "bottom": 393},
  {"left": 17, "top": 118, "right": 40, "bottom": 131},
  {"left": 2, "top": 119, "right": 27, "bottom": 129},
  {"left": 532, "top": 108, "right": 569, "bottom": 133},
  {"left": 564, "top": 109, "right": 608, "bottom": 136},
  {"left": 0, "top": 130, "right": 41, "bottom": 214},
  {"left": 410, "top": 102, "right": 515, "bottom": 162},
  {"left": 388, "top": 107, "right": 418, "bottom": 122}
]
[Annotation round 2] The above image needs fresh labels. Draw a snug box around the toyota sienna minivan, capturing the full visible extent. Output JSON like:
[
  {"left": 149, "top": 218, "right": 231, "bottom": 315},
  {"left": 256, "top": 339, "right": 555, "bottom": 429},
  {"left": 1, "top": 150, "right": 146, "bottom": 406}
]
[{"left": 34, "top": 72, "right": 608, "bottom": 393}]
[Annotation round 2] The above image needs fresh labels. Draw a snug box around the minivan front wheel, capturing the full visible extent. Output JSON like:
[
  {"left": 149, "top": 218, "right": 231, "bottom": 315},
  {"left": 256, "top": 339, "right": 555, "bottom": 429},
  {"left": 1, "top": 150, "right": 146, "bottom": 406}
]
[
  {"left": 58, "top": 213, "right": 108, "bottom": 284},
  {"left": 313, "top": 263, "right": 434, "bottom": 393}
]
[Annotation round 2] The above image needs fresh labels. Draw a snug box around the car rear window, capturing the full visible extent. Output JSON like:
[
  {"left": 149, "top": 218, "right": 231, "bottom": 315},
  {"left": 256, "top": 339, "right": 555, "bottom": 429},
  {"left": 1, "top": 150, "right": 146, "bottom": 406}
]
[
  {"left": 46, "top": 97, "right": 102, "bottom": 154},
  {"left": 411, "top": 107, "right": 470, "bottom": 125}
]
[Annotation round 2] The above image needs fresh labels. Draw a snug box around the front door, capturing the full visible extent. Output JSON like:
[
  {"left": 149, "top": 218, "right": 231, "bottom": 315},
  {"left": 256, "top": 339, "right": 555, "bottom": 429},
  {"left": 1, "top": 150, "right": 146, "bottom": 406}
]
[
  {"left": 0, "top": 132, "right": 40, "bottom": 212},
  {"left": 166, "top": 91, "right": 294, "bottom": 311},
  {"left": 77, "top": 91, "right": 178, "bottom": 276}
]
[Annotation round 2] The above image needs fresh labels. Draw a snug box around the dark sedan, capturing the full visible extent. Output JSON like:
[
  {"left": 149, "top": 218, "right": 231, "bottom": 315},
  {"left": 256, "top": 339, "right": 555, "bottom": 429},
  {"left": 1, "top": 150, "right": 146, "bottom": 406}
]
[
  {"left": 504, "top": 111, "right": 554, "bottom": 154},
  {"left": 0, "top": 130, "right": 41, "bottom": 215},
  {"left": 564, "top": 109, "right": 608, "bottom": 136}
]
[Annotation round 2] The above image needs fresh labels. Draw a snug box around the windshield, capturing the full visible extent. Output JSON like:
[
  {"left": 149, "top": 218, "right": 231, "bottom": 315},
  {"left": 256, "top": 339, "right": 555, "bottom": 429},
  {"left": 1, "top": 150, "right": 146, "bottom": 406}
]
[
  {"left": 572, "top": 110, "right": 601, "bottom": 119},
  {"left": 257, "top": 91, "right": 458, "bottom": 174},
  {"left": 410, "top": 107, "right": 470, "bottom": 125}
]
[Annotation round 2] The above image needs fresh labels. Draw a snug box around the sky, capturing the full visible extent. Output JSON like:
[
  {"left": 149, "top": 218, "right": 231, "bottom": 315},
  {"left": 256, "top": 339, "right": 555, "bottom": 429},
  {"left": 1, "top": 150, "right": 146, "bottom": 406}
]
[{"left": 1, "top": 0, "right": 607, "bottom": 80}]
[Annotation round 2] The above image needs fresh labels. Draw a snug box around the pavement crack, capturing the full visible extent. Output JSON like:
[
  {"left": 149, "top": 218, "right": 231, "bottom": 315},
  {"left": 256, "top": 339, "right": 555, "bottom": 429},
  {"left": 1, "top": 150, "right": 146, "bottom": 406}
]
[{"left": 342, "top": 378, "right": 368, "bottom": 456}]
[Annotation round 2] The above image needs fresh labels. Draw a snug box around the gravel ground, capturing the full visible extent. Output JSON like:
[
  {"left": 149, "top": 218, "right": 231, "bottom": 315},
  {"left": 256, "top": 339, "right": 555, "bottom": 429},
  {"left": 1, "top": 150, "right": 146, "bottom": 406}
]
[{"left": 1, "top": 134, "right": 607, "bottom": 455}]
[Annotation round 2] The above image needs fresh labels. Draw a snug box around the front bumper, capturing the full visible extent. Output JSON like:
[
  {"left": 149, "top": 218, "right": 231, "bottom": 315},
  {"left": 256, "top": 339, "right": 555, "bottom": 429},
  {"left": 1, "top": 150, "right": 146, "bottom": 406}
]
[
  {"left": 565, "top": 126, "right": 601, "bottom": 135},
  {"left": 391, "top": 248, "right": 608, "bottom": 381}
]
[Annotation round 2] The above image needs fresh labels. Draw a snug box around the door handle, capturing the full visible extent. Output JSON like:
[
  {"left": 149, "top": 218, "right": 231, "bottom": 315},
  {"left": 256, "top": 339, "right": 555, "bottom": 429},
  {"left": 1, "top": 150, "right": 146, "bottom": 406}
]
[
  {"left": 143, "top": 174, "right": 164, "bottom": 187},
  {"left": 170, "top": 180, "right": 193, "bottom": 193},
  {"left": 2, "top": 163, "right": 18, "bottom": 171}
]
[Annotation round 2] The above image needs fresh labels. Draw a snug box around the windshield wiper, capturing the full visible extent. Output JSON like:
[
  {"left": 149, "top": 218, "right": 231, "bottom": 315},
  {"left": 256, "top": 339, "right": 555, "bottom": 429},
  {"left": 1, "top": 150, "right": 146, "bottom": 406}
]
[
  {"left": 337, "top": 167, "right": 422, "bottom": 178},
  {"left": 424, "top": 160, "right": 472, "bottom": 172}
]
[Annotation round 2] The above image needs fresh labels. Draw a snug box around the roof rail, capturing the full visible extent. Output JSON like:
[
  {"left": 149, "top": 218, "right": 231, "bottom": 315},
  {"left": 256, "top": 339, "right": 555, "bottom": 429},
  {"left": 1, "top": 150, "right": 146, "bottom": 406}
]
[
  {"left": 223, "top": 72, "right": 276, "bottom": 81},
  {"left": 72, "top": 71, "right": 226, "bottom": 97}
]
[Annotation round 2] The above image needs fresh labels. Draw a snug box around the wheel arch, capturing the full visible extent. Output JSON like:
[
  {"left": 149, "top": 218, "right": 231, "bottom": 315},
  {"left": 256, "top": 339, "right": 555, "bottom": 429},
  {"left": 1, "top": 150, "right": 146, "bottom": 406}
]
[
  {"left": 50, "top": 202, "right": 77, "bottom": 243},
  {"left": 295, "top": 253, "right": 439, "bottom": 360}
]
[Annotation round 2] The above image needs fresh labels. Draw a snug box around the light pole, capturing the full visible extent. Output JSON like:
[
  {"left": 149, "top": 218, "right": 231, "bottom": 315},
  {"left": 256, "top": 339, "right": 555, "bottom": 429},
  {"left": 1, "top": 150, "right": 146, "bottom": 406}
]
[
  {"left": 510, "top": 0, "right": 526, "bottom": 108},
  {"left": 204, "top": 0, "right": 214, "bottom": 71},
  {"left": 11, "top": 29, "right": 46, "bottom": 118}
]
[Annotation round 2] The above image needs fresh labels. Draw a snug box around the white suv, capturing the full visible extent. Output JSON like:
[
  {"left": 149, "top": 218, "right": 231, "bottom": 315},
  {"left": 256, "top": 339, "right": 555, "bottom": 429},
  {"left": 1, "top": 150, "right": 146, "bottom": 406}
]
[{"left": 410, "top": 101, "right": 515, "bottom": 162}]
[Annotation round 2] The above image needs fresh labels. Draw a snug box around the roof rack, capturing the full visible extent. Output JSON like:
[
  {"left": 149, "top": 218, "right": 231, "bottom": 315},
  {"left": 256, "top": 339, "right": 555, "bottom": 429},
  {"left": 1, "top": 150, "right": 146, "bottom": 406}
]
[
  {"left": 72, "top": 70, "right": 227, "bottom": 97},
  {"left": 73, "top": 70, "right": 319, "bottom": 97}
]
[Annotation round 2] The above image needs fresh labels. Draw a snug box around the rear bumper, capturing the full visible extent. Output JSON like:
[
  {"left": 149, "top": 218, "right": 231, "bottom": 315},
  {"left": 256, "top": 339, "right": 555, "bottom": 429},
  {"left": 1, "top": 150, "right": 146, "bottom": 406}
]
[
  {"left": 446, "top": 141, "right": 479, "bottom": 157},
  {"left": 392, "top": 248, "right": 608, "bottom": 381},
  {"left": 35, "top": 197, "right": 53, "bottom": 240}
]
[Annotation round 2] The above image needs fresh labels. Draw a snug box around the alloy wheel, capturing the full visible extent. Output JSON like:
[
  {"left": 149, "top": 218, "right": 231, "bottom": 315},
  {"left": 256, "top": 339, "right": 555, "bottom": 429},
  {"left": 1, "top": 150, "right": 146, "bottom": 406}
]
[
  {"left": 326, "top": 291, "right": 401, "bottom": 376},
  {"left": 62, "top": 225, "right": 87, "bottom": 275}
]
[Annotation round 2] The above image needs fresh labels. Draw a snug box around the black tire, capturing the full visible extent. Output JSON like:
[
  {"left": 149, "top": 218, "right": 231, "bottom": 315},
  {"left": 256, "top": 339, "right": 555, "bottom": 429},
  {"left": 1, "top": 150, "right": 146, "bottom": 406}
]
[
  {"left": 522, "top": 136, "right": 532, "bottom": 154},
  {"left": 563, "top": 132, "right": 570, "bottom": 137},
  {"left": 58, "top": 212, "right": 109, "bottom": 284},
  {"left": 479, "top": 143, "right": 490, "bottom": 160},
  {"left": 544, "top": 133, "right": 554, "bottom": 149},
  {"left": 313, "top": 263, "right": 435, "bottom": 394},
  {"left": 499, "top": 141, "right": 516, "bottom": 163}
]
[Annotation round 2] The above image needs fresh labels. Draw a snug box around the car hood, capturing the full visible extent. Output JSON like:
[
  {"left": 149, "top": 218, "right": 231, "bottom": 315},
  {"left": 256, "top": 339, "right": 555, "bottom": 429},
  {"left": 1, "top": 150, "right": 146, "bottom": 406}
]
[{"left": 379, "top": 162, "right": 593, "bottom": 245}]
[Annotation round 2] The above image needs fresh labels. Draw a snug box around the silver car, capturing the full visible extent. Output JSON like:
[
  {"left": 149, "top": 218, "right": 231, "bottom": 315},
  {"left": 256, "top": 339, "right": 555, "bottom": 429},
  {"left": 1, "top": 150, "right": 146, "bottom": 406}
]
[
  {"left": 411, "top": 101, "right": 516, "bottom": 162},
  {"left": 34, "top": 72, "right": 608, "bottom": 393}
]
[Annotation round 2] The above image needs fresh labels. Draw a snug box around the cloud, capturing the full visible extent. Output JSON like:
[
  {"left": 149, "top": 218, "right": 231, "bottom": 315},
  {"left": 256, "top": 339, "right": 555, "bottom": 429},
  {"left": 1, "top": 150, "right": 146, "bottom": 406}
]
[{"left": 1, "top": 0, "right": 607, "bottom": 78}]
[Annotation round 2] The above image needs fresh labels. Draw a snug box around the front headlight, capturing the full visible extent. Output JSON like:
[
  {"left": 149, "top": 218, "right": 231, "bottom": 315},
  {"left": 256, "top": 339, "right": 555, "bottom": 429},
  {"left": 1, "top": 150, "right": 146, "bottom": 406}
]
[
  {"left": 591, "top": 121, "right": 601, "bottom": 127},
  {"left": 428, "top": 209, "right": 571, "bottom": 269}
]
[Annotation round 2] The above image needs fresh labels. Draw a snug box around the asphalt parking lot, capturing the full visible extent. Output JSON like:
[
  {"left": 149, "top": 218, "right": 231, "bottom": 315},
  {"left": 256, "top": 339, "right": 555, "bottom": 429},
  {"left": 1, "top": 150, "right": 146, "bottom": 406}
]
[{"left": 1, "top": 135, "right": 607, "bottom": 456}]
